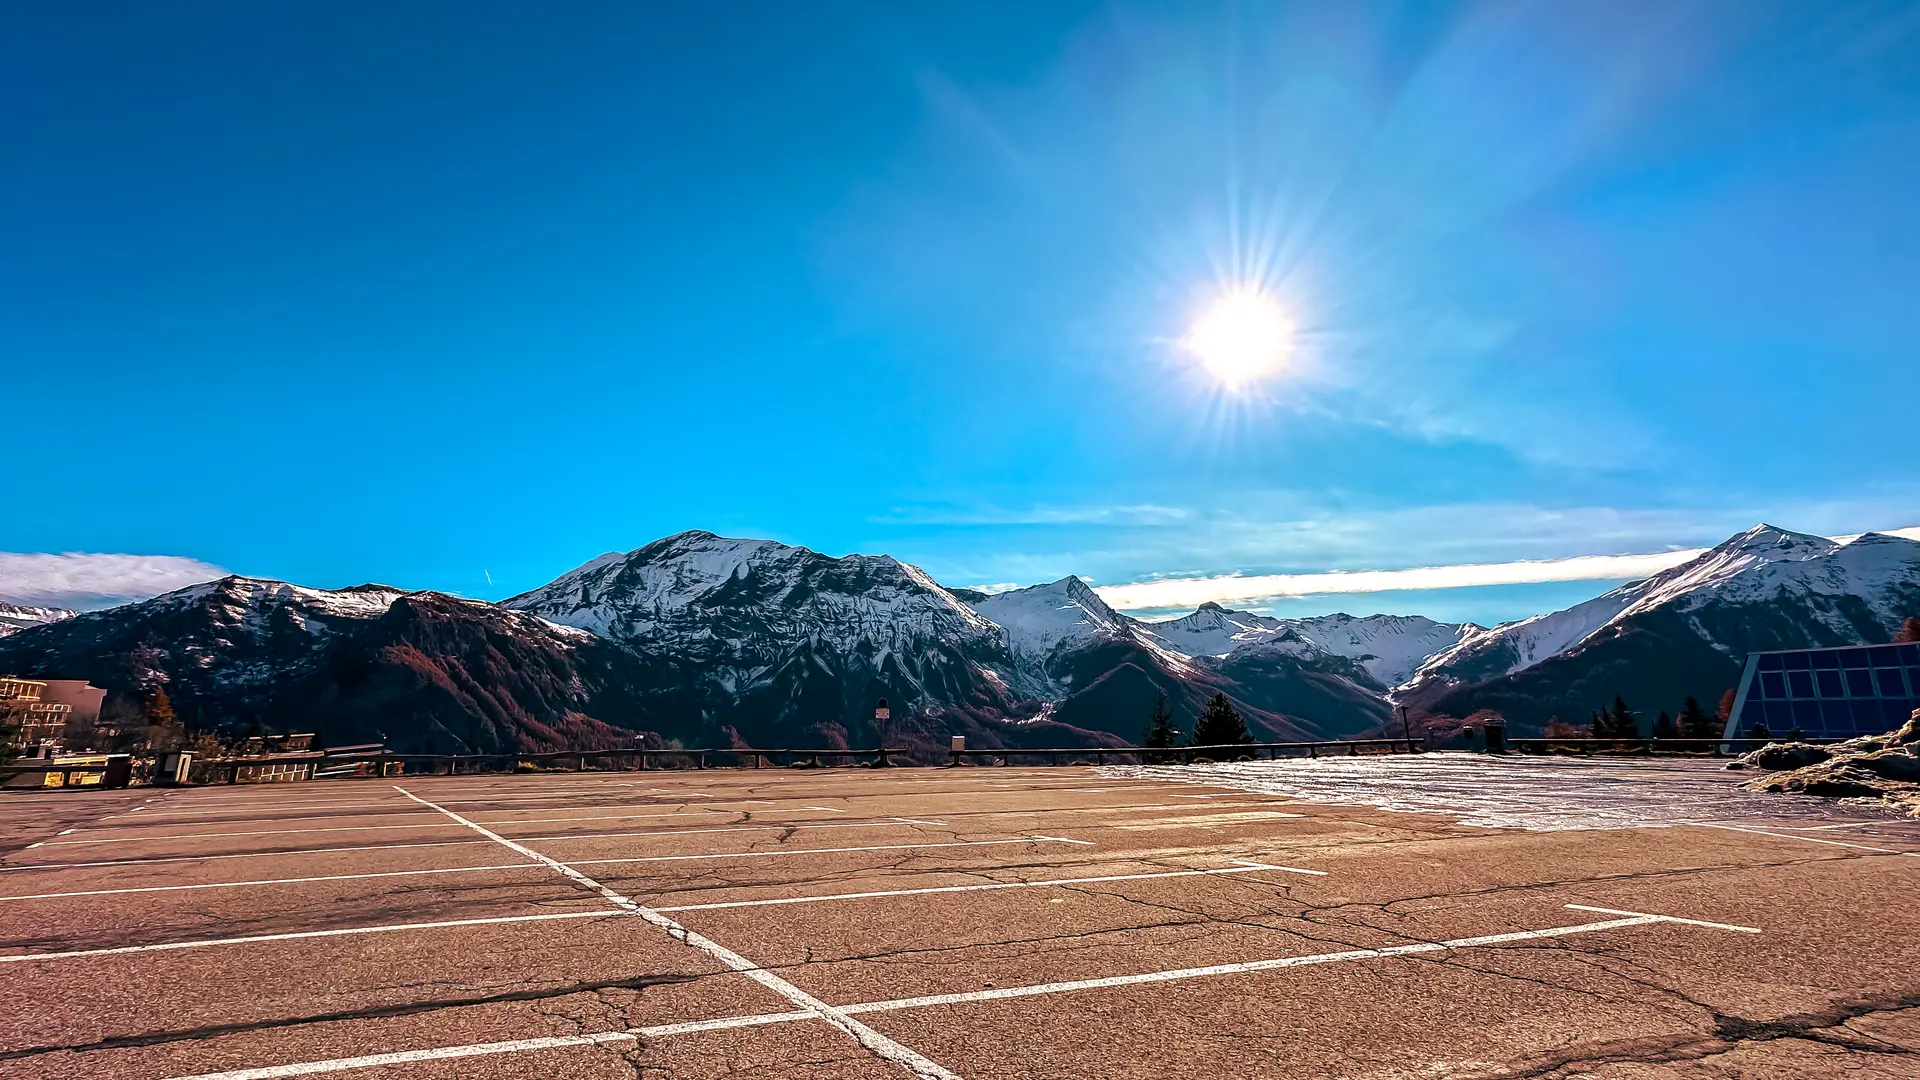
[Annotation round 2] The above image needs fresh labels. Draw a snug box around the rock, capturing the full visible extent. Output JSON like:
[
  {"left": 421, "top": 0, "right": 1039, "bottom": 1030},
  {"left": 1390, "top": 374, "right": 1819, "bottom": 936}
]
[
  {"left": 1856, "top": 748, "right": 1920, "bottom": 783},
  {"left": 1736, "top": 742, "right": 1833, "bottom": 771},
  {"left": 1741, "top": 711, "right": 1920, "bottom": 816}
]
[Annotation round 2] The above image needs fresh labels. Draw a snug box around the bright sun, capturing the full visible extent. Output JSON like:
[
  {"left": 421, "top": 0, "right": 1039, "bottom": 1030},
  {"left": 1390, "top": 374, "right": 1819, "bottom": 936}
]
[{"left": 1182, "top": 290, "right": 1294, "bottom": 390}]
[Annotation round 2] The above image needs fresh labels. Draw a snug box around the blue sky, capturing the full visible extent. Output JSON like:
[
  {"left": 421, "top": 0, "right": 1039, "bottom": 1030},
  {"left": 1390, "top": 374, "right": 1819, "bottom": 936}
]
[{"left": 4, "top": 1, "right": 1918, "bottom": 622}]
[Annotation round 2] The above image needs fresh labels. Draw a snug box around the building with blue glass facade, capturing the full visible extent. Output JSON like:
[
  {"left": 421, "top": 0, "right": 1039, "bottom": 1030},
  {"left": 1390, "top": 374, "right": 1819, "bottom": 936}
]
[{"left": 1724, "top": 642, "right": 1920, "bottom": 739}]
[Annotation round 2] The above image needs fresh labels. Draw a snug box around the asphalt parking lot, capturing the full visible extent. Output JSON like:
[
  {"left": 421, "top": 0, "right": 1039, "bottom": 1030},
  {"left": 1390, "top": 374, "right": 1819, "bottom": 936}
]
[{"left": 3, "top": 758, "right": 1918, "bottom": 1079}]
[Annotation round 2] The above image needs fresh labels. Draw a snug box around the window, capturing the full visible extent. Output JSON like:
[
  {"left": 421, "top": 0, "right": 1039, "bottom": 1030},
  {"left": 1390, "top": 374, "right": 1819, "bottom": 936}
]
[
  {"left": 1877, "top": 668, "right": 1908, "bottom": 697},
  {"left": 1815, "top": 670, "right": 1844, "bottom": 698},
  {"left": 1811, "top": 650, "right": 1842, "bottom": 670},
  {"left": 1758, "top": 652, "right": 1785, "bottom": 671},
  {"left": 1761, "top": 671, "right": 1786, "bottom": 699},
  {"left": 1846, "top": 669, "right": 1876, "bottom": 697},
  {"left": 1791, "top": 699, "right": 1823, "bottom": 730},
  {"left": 1788, "top": 670, "right": 1814, "bottom": 697}
]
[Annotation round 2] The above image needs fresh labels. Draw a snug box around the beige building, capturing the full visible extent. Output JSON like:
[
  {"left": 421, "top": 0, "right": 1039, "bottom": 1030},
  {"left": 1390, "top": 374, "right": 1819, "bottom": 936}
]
[
  {"left": 35, "top": 680, "right": 105, "bottom": 730},
  {"left": 1, "top": 677, "right": 74, "bottom": 750}
]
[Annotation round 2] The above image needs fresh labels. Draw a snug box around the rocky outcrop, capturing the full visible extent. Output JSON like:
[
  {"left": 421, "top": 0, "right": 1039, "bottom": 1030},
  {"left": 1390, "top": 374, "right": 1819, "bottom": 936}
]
[{"left": 1737, "top": 711, "right": 1920, "bottom": 815}]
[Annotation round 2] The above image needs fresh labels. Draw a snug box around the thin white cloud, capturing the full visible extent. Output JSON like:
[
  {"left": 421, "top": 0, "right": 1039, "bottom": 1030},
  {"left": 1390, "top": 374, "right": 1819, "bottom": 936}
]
[
  {"left": 1093, "top": 526, "right": 1920, "bottom": 611},
  {"left": 1095, "top": 550, "right": 1706, "bottom": 610},
  {"left": 0, "top": 552, "right": 229, "bottom": 611}
]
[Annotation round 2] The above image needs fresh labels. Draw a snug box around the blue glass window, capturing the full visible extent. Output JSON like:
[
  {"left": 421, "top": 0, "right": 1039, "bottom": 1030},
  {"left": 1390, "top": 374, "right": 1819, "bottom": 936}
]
[
  {"left": 1759, "top": 652, "right": 1785, "bottom": 671},
  {"left": 1816, "top": 670, "right": 1844, "bottom": 698},
  {"left": 1811, "top": 650, "right": 1842, "bottom": 669},
  {"left": 1788, "top": 670, "right": 1815, "bottom": 697},
  {"left": 1784, "top": 651, "right": 1813, "bottom": 670},
  {"left": 1838, "top": 648, "right": 1871, "bottom": 667},
  {"left": 1870, "top": 645, "right": 1903, "bottom": 666},
  {"left": 1792, "top": 699, "right": 1823, "bottom": 729},
  {"left": 1761, "top": 671, "right": 1786, "bottom": 698},
  {"left": 1846, "top": 669, "right": 1876, "bottom": 697},
  {"left": 1902, "top": 644, "right": 1920, "bottom": 664},
  {"left": 1878, "top": 668, "right": 1908, "bottom": 696}
]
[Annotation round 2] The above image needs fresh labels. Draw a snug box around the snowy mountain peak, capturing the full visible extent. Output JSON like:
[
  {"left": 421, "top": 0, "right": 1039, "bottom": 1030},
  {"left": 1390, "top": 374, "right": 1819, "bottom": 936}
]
[
  {"left": 970, "top": 576, "right": 1132, "bottom": 662},
  {"left": 0, "top": 602, "right": 76, "bottom": 638}
]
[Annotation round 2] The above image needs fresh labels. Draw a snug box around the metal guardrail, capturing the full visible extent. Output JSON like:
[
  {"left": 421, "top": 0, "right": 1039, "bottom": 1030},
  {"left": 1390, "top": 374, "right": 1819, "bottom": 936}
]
[
  {"left": 948, "top": 738, "right": 1420, "bottom": 766},
  {"left": 1506, "top": 736, "right": 1849, "bottom": 756},
  {"left": 193, "top": 745, "right": 911, "bottom": 783}
]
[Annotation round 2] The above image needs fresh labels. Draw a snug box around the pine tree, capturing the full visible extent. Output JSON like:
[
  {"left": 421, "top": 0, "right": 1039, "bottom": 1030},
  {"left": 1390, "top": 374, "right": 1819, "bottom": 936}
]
[
  {"left": 1677, "top": 696, "right": 1716, "bottom": 739},
  {"left": 1609, "top": 695, "right": 1639, "bottom": 739},
  {"left": 1589, "top": 709, "right": 1608, "bottom": 739},
  {"left": 1142, "top": 694, "right": 1177, "bottom": 762},
  {"left": 1896, "top": 616, "right": 1920, "bottom": 643},
  {"left": 1192, "top": 693, "right": 1252, "bottom": 747},
  {"left": 1653, "top": 710, "right": 1677, "bottom": 739}
]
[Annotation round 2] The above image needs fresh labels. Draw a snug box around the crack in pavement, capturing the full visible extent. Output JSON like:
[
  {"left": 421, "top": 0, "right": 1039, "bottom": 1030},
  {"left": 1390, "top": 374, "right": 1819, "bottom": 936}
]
[{"left": 0, "top": 971, "right": 706, "bottom": 1062}]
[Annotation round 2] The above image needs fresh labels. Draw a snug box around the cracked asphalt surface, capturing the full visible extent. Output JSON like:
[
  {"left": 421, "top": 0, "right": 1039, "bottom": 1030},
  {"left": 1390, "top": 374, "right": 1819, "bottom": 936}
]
[{"left": 2, "top": 759, "right": 1917, "bottom": 1079}]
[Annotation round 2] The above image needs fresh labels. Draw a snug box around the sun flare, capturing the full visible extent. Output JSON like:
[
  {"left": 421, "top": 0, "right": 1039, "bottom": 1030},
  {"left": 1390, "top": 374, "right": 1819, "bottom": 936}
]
[{"left": 1182, "top": 290, "right": 1294, "bottom": 390}]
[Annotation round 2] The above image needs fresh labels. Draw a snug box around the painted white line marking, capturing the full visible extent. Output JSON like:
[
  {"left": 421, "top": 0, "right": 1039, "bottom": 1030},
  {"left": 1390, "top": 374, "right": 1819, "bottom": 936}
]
[
  {"left": 0, "top": 910, "right": 616, "bottom": 964},
  {"left": 38, "top": 822, "right": 476, "bottom": 846},
  {"left": 0, "top": 863, "right": 542, "bottom": 901},
  {"left": 0, "top": 831, "right": 1073, "bottom": 876},
  {"left": 163, "top": 907, "right": 1754, "bottom": 1080},
  {"left": 21, "top": 816, "right": 951, "bottom": 857},
  {"left": 56, "top": 829, "right": 75, "bottom": 836},
  {"left": 1563, "top": 904, "right": 1761, "bottom": 933},
  {"left": 164, "top": 1031, "right": 653, "bottom": 1079},
  {"left": 651, "top": 861, "right": 1316, "bottom": 913},
  {"left": 796, "top": 806, "right": 847, "bottom": 813},
  {"left": 1688, "top": 822, "right": 1904, "bottom": 853},
  {"left": 393, "top": 786, "right": 960, "bottom": 1080},
  {"left": 571, "top": 836, "right": 1091, "bottom": 869}
]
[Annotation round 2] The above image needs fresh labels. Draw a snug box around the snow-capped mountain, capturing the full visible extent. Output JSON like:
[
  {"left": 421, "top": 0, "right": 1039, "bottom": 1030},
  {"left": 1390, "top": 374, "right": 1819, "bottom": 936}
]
[
  {"left": 502, "top": 531, "right": 1034, "bottom": 745},
  {"left": 0, "top": 602, "right": 74, "bottom": 638},
  {"left": 0, "top": 575, "right": 626, "bottom": 753},
  {"left": 1143, "top": 605, "right": 1472, "bottom": 686},
  {"left": 6, "top": 522, "right": 1910, "bottom": 754},
  {"left": 1409, "top": 525, "right": 1920, "bottom": 731},
  {"left": 971, "top": 576, "right": 1193, "bottom": 687}
]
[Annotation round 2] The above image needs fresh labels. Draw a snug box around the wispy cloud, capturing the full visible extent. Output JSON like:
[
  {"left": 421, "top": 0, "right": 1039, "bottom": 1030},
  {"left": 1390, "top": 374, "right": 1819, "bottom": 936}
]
[
  {"left": 1093, "top": 526, "right": 1920, "bottom": 611},
  {"left": 0, "top": 552, "right": 229, "bottom": 610},
  {"left": 1094, "top": 550, "right": 1704, "bottom": 610}
]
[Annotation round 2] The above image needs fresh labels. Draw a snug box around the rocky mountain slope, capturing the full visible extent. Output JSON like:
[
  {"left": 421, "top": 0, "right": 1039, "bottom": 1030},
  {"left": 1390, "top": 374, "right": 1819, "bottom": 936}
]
[
  {"left": 1405, "top": 526, "right": 1920, "bottom": 732},
  {"left": 0, "top": 603, "right": 75, "bottom": 638},
  {"left": 4, "top": 523, "right": 1911, "bottom": 754}
]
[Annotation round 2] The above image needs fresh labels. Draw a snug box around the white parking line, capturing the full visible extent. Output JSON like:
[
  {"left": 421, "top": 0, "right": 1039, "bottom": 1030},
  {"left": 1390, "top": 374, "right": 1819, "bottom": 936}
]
[
  {"left": 26, "top": 814, "right": 952, "bottom": 852},
  {"left": 0, "top": 863, "right": 545, "bottom": 902},
  {"left": 0, "top": 837, "right": 1085, "bottom": 899},
  {"left": 0, "top": 910, "right": 618, "bottom": 964},
  {"left": 159, "top": 904, "right": 1758, "bottom": 1080},
  {"left": 2, "top": 851, "right": 1274, "bottom": 963},
  {"left": 392, "top": 786, "right": 961, "bottom": 1080},
  {"left": 653, "top": 860, "right": 1324, "bottom": 913},
  {"left": 1687, "top": 822, "right": 1906, "bottom": 853}
]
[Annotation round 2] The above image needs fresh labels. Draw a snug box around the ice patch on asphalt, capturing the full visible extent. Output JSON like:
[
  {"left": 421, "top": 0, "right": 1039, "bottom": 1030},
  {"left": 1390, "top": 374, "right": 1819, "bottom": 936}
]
[{"left": 1101, "top": 753, "right": 1873, "bottom": 831}]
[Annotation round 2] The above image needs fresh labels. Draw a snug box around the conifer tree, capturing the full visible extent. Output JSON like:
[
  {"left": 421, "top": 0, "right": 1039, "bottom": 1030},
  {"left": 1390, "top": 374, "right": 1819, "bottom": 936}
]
[
  {"left": 1192, "top": 693, "right": 1252, "bottom": 746},
  {"left": 1609, "top": 695, "right": 1638, "bottom": 739},
  {"left": 1589, "top": 709, "right": 1608, "bottom": 738},
  {"left": 1653, "top": 710, "right": 1677, "bottom": 739},
  {"left": 1143, "top": 694, "right": 1177, "bottom": 762},
  {"left": 1677, "top": 696, "right": 1717, "bottom": 739}
]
